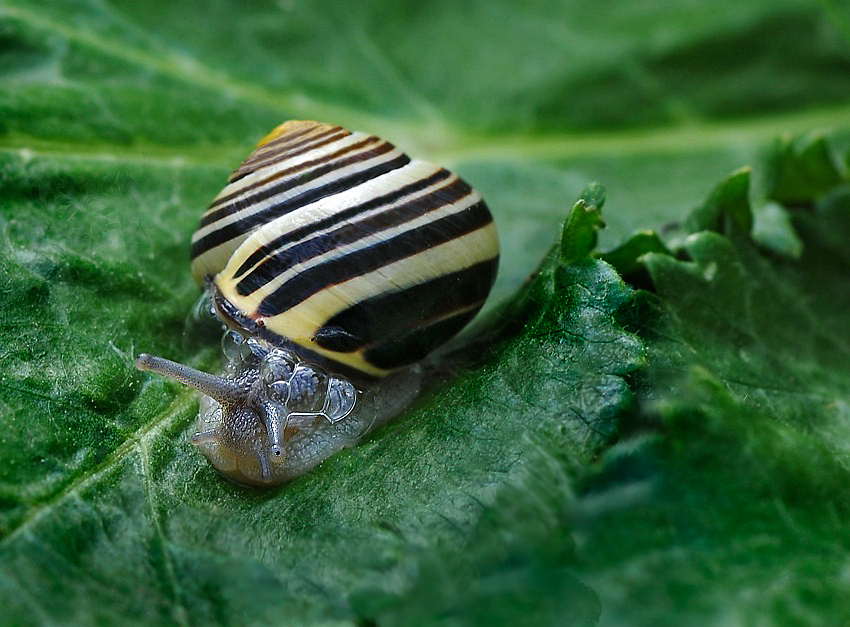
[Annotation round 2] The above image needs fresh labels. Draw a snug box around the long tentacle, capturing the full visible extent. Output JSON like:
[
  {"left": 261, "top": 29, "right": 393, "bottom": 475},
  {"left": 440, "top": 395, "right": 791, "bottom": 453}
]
[{"left": 136, "top": 353, "right": 245, "bottom": 404}]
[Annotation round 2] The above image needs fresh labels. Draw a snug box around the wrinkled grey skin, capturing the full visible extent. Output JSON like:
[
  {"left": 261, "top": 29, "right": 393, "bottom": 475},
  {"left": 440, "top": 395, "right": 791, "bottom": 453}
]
[{"left": 136, "top": 334, "right": 421, "bottom": 487}]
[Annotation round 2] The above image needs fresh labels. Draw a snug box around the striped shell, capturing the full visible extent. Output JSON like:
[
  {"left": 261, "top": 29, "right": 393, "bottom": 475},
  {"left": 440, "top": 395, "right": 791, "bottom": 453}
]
[
  {"left": 190, "top": 120, "right": 499, "bottom": 381},
  {"left": 135, "top": 120, "right": 499, "bottom": 486}
]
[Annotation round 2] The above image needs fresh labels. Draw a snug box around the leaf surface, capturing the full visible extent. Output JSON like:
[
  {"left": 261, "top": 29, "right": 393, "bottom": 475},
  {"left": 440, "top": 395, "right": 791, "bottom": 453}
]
[{"left": 1, "top": 1, "right": 850, "bottom": 624}]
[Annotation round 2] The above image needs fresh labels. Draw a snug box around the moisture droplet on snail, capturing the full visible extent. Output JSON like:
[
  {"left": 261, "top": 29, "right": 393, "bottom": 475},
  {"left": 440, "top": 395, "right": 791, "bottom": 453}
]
[{"left": 135, "top": 120, "right": 500, "bottom": 486}]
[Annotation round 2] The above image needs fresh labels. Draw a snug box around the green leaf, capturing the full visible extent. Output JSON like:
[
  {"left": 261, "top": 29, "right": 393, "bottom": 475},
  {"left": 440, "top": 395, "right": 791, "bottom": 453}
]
[
  {"left": 752, "top": 200, "right": 804, "bottom": 258},
  {"left": 684, "top": 166, "right": 753, "bottom": 235},
  {"left": 599, "top": 230, "right": 671, "bottom": 281},
  {"left": 764, "top": 133, "right": 849, "bottom": 205},
  {"left": 2, "top": 0, "right": 850, "bottom": 624},
  {"left": 1, "top": 235, "right": 644, "bottom": 625},
  {"left": 560, "top": 182, "right": 607, "bottom": 264},
  {"left": 572, "top": 147, "right": 850, "bottom": 624}
]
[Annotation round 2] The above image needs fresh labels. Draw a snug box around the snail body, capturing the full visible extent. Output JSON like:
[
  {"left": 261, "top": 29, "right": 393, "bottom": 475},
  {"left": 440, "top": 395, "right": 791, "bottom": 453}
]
[{"left": 136, "top": 121, "right": 499, "bottom": 486}]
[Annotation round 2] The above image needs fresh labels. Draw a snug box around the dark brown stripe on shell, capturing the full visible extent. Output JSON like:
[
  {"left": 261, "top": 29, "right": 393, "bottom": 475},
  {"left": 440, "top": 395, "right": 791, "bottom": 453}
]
[
  {"left": 313, "top": 258, "right": 498, "bottom": 357},
  {"left": 228, "top": 125, "right": 348, "bottom": 183},
  {"left": 211, "top": 287, "right": 382, "bottom": 384},
  {"left": 203, "top": 135, "right": 385, "bottom": 221},
  {"left": 231, "top": 168, "right": 453, "bottom": 279},
  {"left": 190, "top": 153, "right": 411, "bottom": 261},
  {"left": 235, "top": 176, "right": 473, "bottom": 295},
  {"left": 255, "top": 201, "right": 494, "bottom": 317},
  {"left": 364, "top": 309, "right": 483, "bottom": 370}
]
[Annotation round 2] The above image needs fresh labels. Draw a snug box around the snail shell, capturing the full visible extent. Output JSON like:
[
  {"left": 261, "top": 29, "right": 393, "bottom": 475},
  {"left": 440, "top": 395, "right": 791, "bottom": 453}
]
[{"left": 136, "top": 120, "right": 499, "bottom": 486}]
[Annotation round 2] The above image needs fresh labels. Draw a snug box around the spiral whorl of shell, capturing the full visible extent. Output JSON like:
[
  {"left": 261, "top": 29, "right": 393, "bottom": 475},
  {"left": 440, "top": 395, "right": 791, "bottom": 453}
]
[{"left": 190, "top": 120, "right": 499, "bottom": 381}]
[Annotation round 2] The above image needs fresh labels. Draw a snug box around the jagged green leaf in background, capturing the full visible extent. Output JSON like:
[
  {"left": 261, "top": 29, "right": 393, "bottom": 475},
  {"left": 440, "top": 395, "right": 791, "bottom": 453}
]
[
  {"left": 560, "top": 182, "right": 606, "bottom": 264},
  {"left": 574, "top": 136, "right": 850, "bottom": 624}
]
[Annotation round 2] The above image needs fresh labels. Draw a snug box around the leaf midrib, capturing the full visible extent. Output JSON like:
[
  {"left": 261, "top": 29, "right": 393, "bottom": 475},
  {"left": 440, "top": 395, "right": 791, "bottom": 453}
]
[
  {"left": 3, "top": 102, "right": 850, "bottom": 174},
  {"left": 0, "top": 389, "right": 197, "bottom": 545}
]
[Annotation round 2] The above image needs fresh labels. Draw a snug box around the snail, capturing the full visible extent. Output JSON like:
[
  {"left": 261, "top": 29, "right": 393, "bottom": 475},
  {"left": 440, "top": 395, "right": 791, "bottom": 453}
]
[{"left": 136, "top": 120, "right": 499, "bottom": 486}]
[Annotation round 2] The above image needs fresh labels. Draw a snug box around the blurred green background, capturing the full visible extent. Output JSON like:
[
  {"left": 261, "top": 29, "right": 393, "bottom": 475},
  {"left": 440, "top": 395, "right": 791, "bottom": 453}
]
[{"left": 1, "top": 0, "right": 849, "bottom": 625}]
